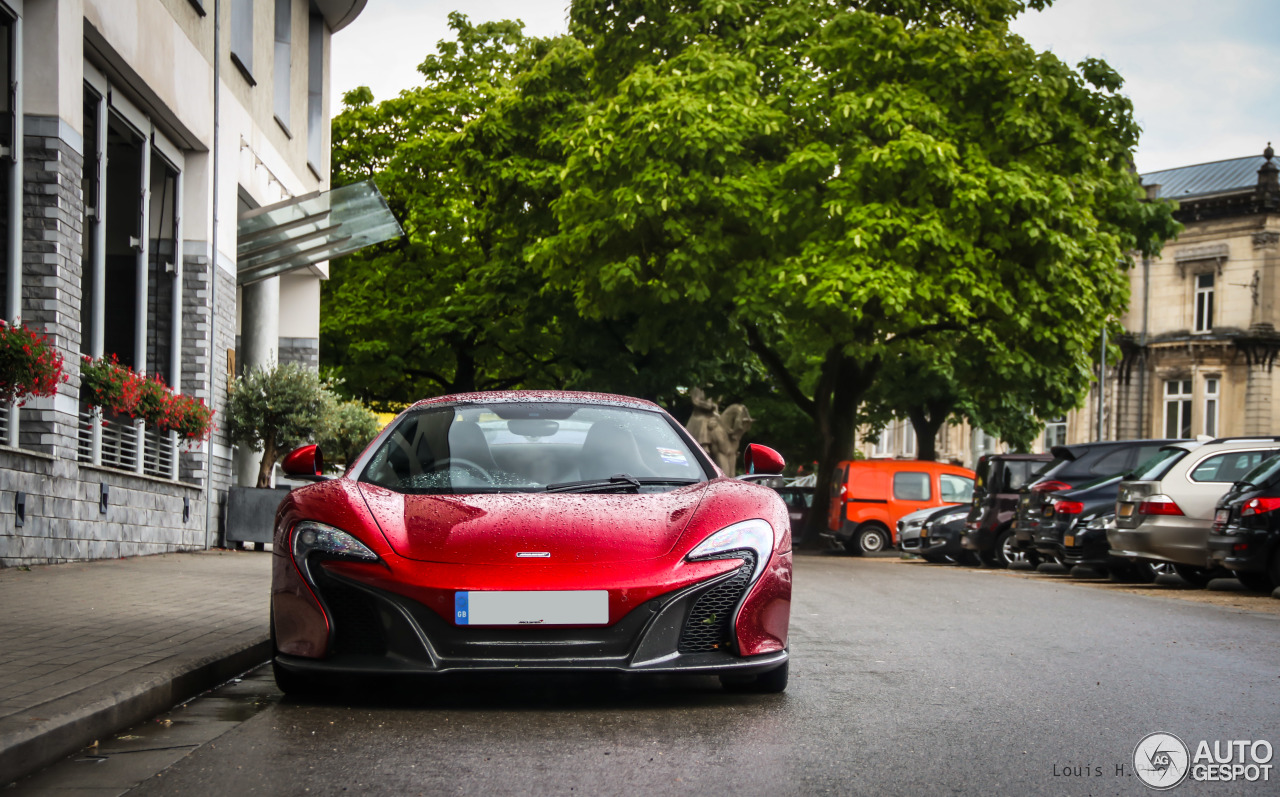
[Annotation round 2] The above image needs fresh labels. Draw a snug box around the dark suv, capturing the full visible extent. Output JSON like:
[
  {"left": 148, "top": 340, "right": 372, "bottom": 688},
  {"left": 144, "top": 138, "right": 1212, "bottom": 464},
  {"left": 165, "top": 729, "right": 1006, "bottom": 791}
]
[
  {"left": 961, "top": 453, "right": 1052, "bottom": 567},
  {"left": 1007, "top": 440, "right": 1181, "bottom": 568},
  {"left": 1208, "top": 455, "right": 1280, "bottom": 592}
]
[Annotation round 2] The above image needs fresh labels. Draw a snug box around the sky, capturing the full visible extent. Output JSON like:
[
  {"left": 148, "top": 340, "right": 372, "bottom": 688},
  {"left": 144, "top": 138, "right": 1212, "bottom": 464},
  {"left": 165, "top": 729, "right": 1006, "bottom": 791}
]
[{"left": 331, "top": 0, "right": 1279, "bottom": 174}]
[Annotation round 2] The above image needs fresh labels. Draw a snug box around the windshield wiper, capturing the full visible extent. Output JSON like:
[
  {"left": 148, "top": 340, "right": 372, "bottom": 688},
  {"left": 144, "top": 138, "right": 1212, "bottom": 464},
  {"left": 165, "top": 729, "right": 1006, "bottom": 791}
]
[{"left": 545, "top": 475, "right": 699, "bottom": 493}]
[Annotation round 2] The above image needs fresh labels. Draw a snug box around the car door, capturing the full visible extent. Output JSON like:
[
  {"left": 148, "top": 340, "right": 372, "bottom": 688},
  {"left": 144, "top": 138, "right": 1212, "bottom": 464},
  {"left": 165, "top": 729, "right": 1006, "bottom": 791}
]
[{"left": 888, "top": 470, "right": 934, "bottom": 538}]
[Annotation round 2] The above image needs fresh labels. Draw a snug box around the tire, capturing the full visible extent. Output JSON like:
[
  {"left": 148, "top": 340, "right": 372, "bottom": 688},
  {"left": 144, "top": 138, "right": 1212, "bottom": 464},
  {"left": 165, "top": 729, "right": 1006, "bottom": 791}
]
[
  {"left": 721, "top": 661, "right": 788, "bottom": 694},
  {"left": 850, "top": 524, "right": 889, "bottom": 556},
  {"left": 992, "top": 529, "right": 1036, "bottom": 569},
  {"left": 1173, "top": 564, "right": 1213, "bottom": 588},
  {"left": 1233, "top": 570, "right": 1275, "bottom": 592}
]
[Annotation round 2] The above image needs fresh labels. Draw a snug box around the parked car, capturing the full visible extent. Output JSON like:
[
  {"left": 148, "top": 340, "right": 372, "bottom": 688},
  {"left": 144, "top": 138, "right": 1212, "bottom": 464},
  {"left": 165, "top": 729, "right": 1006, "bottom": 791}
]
[
  {"left": 1111, "top": 437, "right": 1280, "bottom": 586},
  {"left": 270, "top": 391, "right": 793, "bottom": 695},
  {"left": 897, "top": 505, "right": 945, "bottom": 557},
  {"left": 961, "top": 453, "right": 1053, "bottom": 567},
  {"left": 1005, "top": 440, "right": 1181, "bottom": 568},
  {"left": 774, "top": 484, "right": 815, "bottom": 538},
  {"left": 914, "top": 504, "right": 974, "bottom": 564},
  {"left": 824, "top": 459, "right": 975, "bottom": 555},
  {"left": 1207, "top": 455, "right": 1280, "bottom": 592}
]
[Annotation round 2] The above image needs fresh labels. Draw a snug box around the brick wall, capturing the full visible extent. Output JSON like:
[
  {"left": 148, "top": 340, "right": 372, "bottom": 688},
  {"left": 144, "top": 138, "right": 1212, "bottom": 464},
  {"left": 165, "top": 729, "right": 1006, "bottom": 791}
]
[{"left": 19, "top": 122, "right": 84, "bottom": 459}]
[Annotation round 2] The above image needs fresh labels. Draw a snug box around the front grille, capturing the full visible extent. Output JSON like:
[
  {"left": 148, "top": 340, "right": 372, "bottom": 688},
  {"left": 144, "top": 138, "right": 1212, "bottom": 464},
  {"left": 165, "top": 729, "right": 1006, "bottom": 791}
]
[{"left": 679, "top": 553, "right": 756, "bottom": 654}]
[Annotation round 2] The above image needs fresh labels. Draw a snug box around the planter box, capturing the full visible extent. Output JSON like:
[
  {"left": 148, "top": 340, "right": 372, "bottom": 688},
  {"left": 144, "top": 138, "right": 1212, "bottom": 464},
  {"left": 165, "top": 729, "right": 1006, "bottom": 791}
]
[{"left": 225, "top": 486, "right": 292, "bottom": 547}]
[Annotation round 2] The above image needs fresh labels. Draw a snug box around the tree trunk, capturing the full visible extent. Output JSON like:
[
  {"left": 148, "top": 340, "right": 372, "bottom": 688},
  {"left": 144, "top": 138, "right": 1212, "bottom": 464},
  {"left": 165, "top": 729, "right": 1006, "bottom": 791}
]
[
  {"left": 908, "top": 410, "right": 946, "bottom": 462},
  {"left": 802, "top": 352, "right": 876, "bottom": 547},
  {"left": 256, "top": 435, "right": 278, "bottom": 489}
]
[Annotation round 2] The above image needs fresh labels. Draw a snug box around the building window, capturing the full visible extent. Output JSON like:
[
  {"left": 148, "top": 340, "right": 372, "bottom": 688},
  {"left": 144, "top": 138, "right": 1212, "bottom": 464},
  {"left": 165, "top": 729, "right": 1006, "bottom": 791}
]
[
  {"left": 1194, "top": 272, "right": 1214, "bottom": 333},
  {"left": 902, "top": 421, "right": 916, "bottom": 457},
  {"left": 871, "top": 425, "right": 891, "bottom": 457},
  {"left": 1044, "top": 417, "right": 1067, "bottom": 448},
  {"left": 1204, "top": 378, "right": 1219, "bottom": 438},
  {"left": 307, "top": 9, "right": 324, "bottom": 173},
  {"left": 231, "top": 0, "right": 255, "bottom": 84},
  {"left": 274, "top": 0, "right": 291, "bottom": 133},
  {"left": 1165, "top": 380, "right": 1192, "bottom": 438}
]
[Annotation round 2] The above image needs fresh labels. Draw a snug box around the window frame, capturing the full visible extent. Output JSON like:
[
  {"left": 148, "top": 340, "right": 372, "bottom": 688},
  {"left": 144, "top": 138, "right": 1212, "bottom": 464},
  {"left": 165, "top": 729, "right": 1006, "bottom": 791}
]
[
  {"left": 1164, "top": 379, "right": 1192, "bottom": 439},
  {"left": 1043, "top": 417, "right": 1067, "bottom": 449},
  {"left": 1194, "top": 272, "right": 1214, "bottom": 333},
  {"left": 1203, "top": 377, "right": 1219, "bottom": 438},
  {"left": 273, "top": 0, "right": 292, "bottom": 134},
  {"left": 306, "top": 10, "right": 324, "bottom": 175},
  {"left": 901, "top": 421, "right": 917, "bottom": 458},
  {"left": 230, "top": 0, "right": 256, "bottom": 85}
]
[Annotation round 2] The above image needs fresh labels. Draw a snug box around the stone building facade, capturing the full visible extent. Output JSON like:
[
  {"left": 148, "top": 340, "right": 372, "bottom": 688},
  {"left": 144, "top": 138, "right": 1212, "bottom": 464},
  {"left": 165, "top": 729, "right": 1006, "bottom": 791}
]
[
  {"left": 856, "top": 149, "right": 1280, "bottom": 466},
  {"left": 0, "top": 0, "right": 370, "bottom": 566}
]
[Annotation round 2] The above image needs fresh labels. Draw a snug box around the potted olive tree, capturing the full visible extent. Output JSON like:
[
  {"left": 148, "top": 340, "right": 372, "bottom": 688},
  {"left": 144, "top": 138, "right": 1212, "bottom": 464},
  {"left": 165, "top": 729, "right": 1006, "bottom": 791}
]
[{"left": 223, "top": 363, "right": 327, "bottom": 548}]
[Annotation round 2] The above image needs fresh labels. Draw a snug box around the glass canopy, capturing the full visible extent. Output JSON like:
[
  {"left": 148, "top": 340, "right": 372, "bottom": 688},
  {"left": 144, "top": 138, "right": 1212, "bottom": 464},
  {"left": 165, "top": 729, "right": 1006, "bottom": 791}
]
[{"left": 236, "top": 180, "right": 401, "bottom": 285}]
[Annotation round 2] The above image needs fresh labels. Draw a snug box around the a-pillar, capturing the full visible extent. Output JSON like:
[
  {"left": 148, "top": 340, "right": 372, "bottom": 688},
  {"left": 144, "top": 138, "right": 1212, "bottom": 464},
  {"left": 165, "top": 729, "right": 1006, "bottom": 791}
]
[{"left": 233, "top": 275, "right": 279, "bottom": 486}]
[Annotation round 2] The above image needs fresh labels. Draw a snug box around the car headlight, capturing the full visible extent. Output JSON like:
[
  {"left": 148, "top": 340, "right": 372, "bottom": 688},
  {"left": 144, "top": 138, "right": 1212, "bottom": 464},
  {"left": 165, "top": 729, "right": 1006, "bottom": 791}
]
[
  {"left": 292, "top": 521, "right": 379, "bottom": 562},
  {"left": 1085, "top": 514, "right": 1114, "bottom": 531},
  {"left": 686, "top": 518, "right": 774, "bottom": 583}
]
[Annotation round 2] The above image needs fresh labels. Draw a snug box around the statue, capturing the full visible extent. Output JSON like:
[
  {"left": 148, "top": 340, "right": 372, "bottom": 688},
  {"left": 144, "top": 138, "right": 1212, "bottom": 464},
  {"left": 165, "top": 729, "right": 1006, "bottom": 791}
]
[
  {"left": 685, "top": 388, "right": 719, "bottom": 451},
  {"left": 709, "top": 404, "right": 753, "bottom": 476},
  {"left": 685, "top": 389, "right": 753, "bottom": 475}
]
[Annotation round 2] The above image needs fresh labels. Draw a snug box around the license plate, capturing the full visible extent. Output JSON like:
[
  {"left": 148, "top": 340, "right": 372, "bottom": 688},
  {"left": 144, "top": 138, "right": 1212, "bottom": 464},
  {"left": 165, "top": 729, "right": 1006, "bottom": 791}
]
[
  {"left": 1119, "top": 503, "right": 1134, "bottom": 518},
  {"left": 454, "top": 590, "right": 609, "bottom": 626},
  {"left": 1064, "top": 535, "right": 1075, "bottom": 547}
]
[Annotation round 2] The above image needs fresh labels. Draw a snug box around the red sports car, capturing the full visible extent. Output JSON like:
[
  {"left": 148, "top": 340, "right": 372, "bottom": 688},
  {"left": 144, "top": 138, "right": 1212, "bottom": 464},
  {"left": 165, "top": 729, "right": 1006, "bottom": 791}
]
[{"left": 270, "top": 391, "right": 792, "bottom": 694}]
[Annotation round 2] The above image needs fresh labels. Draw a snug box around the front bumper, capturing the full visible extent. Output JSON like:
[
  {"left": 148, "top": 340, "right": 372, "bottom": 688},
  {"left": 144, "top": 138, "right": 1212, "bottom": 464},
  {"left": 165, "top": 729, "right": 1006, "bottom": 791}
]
[{"left": 277, "top": 557, "right": 788, "bottom": 677}]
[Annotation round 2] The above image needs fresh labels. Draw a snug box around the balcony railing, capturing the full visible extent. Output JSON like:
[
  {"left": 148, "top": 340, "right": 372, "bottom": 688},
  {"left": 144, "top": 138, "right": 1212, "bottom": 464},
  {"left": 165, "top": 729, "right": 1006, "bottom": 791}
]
[{"left": 77, "top": 405, "right": 178, "bottom": 480}]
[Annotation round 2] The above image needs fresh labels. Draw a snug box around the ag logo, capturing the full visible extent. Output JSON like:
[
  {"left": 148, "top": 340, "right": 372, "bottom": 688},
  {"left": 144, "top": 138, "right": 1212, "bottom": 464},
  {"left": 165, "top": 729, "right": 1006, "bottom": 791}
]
[{"left": 1134, "top": 732, "right": 1190, "bottom": 790}]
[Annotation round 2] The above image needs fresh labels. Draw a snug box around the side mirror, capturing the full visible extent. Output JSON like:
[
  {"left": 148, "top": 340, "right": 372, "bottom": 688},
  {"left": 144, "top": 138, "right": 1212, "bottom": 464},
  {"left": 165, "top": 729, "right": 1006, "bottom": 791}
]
[
  {"left": 743, "top": 444, "right": 785, "bottom": 476},
  {"left": 281, "top": 444, "right": 326, "bottom": 481}
]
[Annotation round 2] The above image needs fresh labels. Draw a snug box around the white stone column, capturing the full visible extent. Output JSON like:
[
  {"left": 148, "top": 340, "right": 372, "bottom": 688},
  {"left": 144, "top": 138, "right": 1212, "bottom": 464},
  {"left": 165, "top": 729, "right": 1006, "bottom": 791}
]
[{"left": 233, "top": 275, "right": 279, "bottom": 485}]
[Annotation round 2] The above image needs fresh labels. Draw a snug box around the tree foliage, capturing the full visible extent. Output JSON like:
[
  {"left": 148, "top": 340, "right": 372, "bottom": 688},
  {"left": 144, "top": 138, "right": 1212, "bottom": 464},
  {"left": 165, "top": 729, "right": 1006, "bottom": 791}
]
[
  {"left": 225, "top": 363, "right": 329, "bottom": 488},
  {"left": 529, "top": 0, "right": 1178, "bottom": 535}
]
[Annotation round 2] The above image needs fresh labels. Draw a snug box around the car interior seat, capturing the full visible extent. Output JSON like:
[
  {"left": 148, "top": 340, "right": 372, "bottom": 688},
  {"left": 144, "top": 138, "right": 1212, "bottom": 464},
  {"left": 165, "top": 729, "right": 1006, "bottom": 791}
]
[{"left": 578, "top": 423, "right": 652, "bottom": 481}]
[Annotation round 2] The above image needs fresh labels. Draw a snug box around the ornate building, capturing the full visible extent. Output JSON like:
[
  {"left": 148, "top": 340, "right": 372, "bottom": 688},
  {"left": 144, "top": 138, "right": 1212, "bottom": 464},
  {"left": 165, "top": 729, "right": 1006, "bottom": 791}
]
[{"left": 855, "top": 147, "right": 1280, "bottom": 465}]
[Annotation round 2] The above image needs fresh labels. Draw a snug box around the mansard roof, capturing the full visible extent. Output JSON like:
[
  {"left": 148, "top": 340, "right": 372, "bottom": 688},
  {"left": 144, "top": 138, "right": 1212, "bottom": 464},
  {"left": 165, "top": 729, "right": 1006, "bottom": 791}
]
[{"left": 1141, "top": 155, "right": 1268, "bottom": 201}]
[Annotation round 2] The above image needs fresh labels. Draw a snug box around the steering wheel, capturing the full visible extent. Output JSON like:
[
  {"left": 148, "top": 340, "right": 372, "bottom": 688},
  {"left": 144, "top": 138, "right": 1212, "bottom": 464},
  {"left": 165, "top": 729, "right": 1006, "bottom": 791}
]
[{"left": 428, "top": 457, "right": 496, "bottom": 485}]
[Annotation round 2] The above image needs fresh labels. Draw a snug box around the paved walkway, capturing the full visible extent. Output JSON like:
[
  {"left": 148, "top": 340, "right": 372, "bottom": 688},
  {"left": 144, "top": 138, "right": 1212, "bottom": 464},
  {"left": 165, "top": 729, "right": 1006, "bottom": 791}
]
[{"left": 0, "top": 550, "right": 272, "bottom": 786}]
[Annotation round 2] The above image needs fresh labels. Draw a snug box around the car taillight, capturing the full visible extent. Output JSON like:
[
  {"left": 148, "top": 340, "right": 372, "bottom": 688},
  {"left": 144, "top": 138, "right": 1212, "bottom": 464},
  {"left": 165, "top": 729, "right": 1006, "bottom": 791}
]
[
  {"left": 1138, "top": 495, "right": 1184, "bottom": 516},
  {"left": 1241, "top": 497, "right": 1280, "bottom": 517},
  {"left": 1032, "top": 480, "right": 1072, "bottom": 493},
  {"left": 1053, "top": 500, "right": 1085, "bottom": 515}
]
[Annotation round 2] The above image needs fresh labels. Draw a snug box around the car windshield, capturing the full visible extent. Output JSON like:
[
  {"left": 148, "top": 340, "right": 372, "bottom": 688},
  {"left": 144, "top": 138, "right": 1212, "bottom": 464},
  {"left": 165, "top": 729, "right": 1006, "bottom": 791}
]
[
  {"left": 1234, "top": 455, "right": 1280, "bottom": 488},
  {"left": 359, "top": 402, "right": 710, "bottom": 494},
  {"left": 1127, "top": 447, "right": 1188, "bottom": 481}
]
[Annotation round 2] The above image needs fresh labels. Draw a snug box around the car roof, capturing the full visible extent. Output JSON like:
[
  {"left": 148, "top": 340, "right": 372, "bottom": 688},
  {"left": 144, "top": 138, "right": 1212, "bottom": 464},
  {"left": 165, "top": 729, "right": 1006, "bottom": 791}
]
[
  {"left": 408, "top": 390, "right": 663, "bottom": 412},
  {"left": 1049, "top": 439, "right": 1184, "bottom": 461},
  {"left": 840, "top": 459, "right": 975, "bottom": 477}
]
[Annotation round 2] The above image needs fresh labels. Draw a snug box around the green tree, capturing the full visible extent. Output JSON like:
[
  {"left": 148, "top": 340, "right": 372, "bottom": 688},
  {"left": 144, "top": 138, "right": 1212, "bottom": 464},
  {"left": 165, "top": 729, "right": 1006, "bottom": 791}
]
[
  {"left": 529, "top": 0, "right": 1177, "bottom": 537},
  {"left": 323, "top": 15, "right": 571, "bottom": 406},
  {"left": 315, "top": 393, "right": 382, "bottom": 468},
  {"left": 225, "top": 363, "right": 328, "bottom": 488}
]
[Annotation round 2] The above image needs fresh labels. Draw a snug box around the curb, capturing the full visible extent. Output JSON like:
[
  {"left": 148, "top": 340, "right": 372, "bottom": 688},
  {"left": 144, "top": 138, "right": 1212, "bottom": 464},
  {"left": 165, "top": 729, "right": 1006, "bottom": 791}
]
[{"left": 0, "top": 636, "right": 271, "bottom": 787}]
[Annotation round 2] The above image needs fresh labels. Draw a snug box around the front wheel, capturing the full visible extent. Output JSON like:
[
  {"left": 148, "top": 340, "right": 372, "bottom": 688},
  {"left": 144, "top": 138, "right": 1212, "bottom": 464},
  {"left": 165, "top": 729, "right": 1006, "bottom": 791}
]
[
  {"left": 988, "top": 529, "right": 1036, "bottom": 569},
  {"left": 721, "top": 661, "right": 788, "bottom": 694},
  {"left": 271, "top": 612, "right": 321, "bottom": 698}
]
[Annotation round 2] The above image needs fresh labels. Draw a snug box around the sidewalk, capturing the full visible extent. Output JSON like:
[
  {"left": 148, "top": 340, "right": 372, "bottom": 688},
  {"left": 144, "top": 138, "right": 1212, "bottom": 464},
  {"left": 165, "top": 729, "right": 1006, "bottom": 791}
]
[{"left": 0, "top": 549, "right": 272, "bottom": 786}]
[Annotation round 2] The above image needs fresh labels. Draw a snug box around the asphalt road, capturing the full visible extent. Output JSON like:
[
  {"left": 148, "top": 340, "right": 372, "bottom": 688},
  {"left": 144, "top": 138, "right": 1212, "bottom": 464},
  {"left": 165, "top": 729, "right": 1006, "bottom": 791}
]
[{"left": 17, "top": 554, "right": 1280, "bottom": 796}]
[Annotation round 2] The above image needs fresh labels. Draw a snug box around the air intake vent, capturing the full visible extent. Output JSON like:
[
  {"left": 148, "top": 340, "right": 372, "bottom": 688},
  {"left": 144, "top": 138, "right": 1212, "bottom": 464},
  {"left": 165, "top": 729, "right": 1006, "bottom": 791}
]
[{"left": 679, "top": 552, "right": 756, "bottom": 653}]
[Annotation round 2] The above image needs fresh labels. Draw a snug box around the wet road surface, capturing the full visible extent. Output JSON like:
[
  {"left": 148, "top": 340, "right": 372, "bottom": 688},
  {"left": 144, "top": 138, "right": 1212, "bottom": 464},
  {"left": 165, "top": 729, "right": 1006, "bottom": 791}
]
[{"left": 12, "top": 554, "right": 1280, "bottom": 795}]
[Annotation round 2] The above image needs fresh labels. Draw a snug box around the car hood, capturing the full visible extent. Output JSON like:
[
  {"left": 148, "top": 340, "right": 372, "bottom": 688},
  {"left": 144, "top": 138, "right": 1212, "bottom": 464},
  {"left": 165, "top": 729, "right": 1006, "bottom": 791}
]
[{"left": 356, "top": 482, "right": 709, "bottom": 564}]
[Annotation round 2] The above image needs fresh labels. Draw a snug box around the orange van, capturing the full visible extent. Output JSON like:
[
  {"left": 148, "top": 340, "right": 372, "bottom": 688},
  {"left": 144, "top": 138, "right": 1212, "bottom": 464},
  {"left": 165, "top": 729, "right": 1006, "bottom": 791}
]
[{"left": 823, "top": 459, "right": 975, "bottom": 555}]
